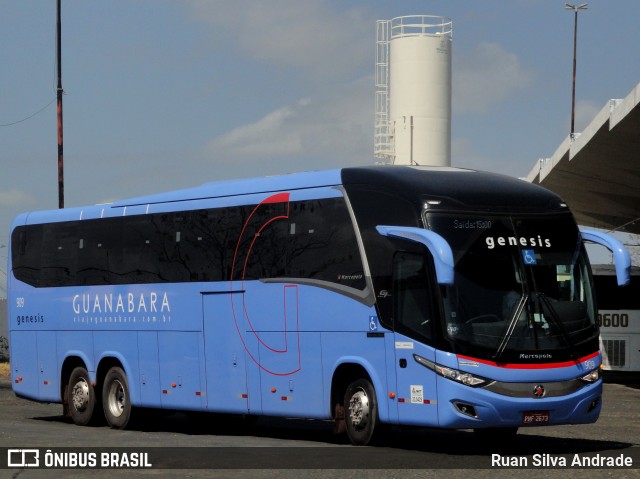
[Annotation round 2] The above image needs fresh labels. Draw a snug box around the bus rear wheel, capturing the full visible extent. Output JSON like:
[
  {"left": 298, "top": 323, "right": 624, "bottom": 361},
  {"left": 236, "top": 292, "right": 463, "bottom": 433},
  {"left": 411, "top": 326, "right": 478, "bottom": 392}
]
[
  {"left": 344, "top": 378, "right": 378, "bottom": 446},
  {"left": 102, "top": 367, "right": 131, "bottom": 429},
  {"left": 67, "top": 366, "right": 97, "bottom": 426}
]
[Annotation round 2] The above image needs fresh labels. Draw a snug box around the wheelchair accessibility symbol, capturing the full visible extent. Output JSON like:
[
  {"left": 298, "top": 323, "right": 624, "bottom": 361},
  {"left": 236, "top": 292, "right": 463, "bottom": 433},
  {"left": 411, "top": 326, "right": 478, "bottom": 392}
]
[
  {"left": 369, "top": 316, "right": 379, "bottom": 331},
  {"left": 522, "top": 249, "right": 537, "bottom": 265}
]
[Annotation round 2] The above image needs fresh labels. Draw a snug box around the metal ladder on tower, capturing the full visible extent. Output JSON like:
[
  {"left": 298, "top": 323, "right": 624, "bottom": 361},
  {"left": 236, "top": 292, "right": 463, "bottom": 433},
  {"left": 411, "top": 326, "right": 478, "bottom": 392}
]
[{"left": 374, "top": 20, "right": 394, "bottom": 161}]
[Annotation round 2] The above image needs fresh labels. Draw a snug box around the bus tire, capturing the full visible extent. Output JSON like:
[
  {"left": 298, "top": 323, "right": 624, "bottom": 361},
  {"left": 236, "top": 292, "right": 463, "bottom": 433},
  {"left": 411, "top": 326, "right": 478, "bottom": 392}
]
[
  {"left": 102, "top": 366, "right": 131, "bottom": 429},
  {"left": 344, "top": 378, "right": 378, "bottom": 446},
  {"left": 67, "top": 366, "right": 97, "bottom": 426}
]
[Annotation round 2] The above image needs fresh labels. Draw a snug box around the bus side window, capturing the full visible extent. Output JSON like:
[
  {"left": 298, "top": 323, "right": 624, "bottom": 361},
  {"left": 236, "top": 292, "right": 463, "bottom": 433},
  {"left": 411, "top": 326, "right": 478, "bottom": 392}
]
[
  {"left": 12, "top": 225, "right": 43, "bottom": 287},
  {"left": 392, "top": 252, "right": 434, "bottom": 344},
  {"left": 41, "top": 222, "right": 77, "bottom": 287}
]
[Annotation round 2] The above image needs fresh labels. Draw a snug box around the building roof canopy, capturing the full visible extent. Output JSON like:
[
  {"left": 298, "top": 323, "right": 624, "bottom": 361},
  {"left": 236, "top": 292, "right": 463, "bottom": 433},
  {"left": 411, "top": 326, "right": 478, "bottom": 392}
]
[{"left": 526, "top": 82, "right": 640, "bottom": 234}]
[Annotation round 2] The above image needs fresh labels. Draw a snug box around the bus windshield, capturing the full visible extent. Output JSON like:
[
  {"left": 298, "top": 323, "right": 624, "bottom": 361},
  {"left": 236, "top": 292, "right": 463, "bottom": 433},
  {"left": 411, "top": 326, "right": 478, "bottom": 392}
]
[{"left": 426, "top": 213, "right": 597, "bottom": 362}]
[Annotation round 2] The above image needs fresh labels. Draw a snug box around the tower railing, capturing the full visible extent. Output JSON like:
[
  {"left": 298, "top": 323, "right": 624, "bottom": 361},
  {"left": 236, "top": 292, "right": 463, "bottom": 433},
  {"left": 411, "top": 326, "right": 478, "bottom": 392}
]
[{"left": 390, "top": 15, "right": 452, "bottom": 39}]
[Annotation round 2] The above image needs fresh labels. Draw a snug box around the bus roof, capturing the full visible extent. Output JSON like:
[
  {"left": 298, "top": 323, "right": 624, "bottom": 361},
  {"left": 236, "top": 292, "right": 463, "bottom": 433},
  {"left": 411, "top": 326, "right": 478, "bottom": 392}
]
[
  {"left": 113, "top": 165, "right": 564, "bottom": 210},
  {"left": 14, "top": 166, "right": 566, "bottom": 226},
  {"left": 111, "top": 168, "right": 344, "bottom": 207},
  {"left": 341, "top": 166, "right": 564, "bottom": 212}
]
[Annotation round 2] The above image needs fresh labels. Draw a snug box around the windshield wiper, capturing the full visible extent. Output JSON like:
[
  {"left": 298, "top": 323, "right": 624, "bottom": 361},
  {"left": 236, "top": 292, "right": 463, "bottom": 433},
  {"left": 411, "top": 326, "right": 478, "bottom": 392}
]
[
  {"left": 536, "top": 293, "right": 576, "bottom": 356},
  {"left": 494, "top": 294, "right": 528, "bottom": 360}
]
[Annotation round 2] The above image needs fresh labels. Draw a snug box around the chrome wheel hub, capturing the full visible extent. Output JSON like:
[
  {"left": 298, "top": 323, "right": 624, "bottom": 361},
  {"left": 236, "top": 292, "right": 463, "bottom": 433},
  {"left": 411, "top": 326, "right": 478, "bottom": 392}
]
[
  {"left": 71, "top": 378, "right": 90, "bottom": 412},
  {"left": 107, "top": 379, "right": 126, "bottom": 418},
  {"left": 348, "top": 388, "right": 370, "bottom": 428}
]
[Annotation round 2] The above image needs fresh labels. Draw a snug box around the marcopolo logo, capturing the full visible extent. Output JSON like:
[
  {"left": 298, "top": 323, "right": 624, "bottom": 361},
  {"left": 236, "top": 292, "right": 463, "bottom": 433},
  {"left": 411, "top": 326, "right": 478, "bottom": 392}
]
[{"left": 485, "top": 235, "right": 552, "bottom": 250}]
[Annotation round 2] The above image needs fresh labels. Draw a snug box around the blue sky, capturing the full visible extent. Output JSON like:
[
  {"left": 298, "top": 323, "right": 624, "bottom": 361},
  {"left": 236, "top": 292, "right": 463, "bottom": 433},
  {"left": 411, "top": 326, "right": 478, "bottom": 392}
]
[{"left": 1, "top": 1, "right": 640, "bottom": 294}]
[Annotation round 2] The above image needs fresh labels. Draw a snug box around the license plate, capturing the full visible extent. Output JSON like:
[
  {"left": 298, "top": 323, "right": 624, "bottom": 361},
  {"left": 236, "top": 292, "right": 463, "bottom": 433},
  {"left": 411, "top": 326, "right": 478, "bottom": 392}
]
[{"left": 523, "top": 411, "right": 550, "bottom": 424}]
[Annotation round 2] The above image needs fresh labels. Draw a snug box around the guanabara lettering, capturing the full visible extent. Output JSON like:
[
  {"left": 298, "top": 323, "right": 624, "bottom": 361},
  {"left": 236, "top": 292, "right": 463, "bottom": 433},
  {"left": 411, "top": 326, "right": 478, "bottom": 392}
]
[{"left": 72, "top": 292, "right": 171, "bottom": 315}]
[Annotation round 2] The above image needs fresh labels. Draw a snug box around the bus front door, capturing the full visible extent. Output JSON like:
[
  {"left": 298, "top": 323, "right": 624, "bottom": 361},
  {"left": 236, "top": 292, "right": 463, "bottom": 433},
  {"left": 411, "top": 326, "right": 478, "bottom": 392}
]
[
  {"left": 392, "top": 333, "right": 439, "bottom": 427},
  {"left": 391, "top": 251, "right": 439, "bottom": 427}
]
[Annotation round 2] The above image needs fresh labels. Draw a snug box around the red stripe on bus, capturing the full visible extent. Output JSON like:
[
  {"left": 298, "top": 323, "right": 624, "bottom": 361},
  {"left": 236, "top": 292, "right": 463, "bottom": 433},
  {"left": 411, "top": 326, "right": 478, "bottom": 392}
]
[
  {"left": 262, "top": 192, "right": 290, "bottom": 204},
  {"left": 457, "top": 351, "right": 599, "bottom": 369}
]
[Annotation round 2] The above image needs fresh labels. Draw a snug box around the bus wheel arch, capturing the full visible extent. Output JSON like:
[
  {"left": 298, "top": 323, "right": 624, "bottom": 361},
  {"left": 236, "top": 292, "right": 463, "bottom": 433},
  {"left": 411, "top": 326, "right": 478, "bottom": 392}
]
[{"left": 98, "top": 358, "right": 132, "bottom": 429}]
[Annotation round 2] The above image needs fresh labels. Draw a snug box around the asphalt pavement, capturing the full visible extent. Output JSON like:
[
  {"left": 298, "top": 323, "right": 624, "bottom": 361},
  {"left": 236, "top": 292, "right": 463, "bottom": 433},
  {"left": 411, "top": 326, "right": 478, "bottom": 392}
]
[{"left": 0, "top": 373, "right": 638, "bottom": 479}]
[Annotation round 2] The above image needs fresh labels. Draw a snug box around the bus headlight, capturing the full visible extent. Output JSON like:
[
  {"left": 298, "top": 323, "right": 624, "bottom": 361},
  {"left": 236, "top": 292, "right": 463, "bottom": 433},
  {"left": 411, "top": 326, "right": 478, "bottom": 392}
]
[
  {"left": 579, "top": 369, "right": 600, "bottom": 383},
  {"left": 413, "top": 354, "right": 491, "bottom": 388}
]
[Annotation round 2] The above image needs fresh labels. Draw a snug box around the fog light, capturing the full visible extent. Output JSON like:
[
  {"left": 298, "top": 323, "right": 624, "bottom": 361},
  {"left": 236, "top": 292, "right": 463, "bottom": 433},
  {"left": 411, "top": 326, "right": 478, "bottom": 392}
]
[
  {"left": 588, "top": 397, "right": 600, "bottom": 412},
  {"left": 454, "top": 401, "right": 478, "bottom": 418}
]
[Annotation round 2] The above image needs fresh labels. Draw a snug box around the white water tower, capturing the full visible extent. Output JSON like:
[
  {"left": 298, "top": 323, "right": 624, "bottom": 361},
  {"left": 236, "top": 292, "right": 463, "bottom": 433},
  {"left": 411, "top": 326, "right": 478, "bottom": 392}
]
[{"left": 375, "top": 15, "right": 452, "bottom": 166}]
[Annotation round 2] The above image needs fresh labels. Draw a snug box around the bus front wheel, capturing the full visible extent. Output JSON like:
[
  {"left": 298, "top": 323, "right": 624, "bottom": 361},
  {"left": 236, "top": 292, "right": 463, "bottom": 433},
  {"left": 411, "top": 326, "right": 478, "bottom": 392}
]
[
  {"left": 67, "top": 366, "right": 97, "bottom": 426},
  {"left": 344, "top": 378, "right": 378, "bottom": 446},
  {"left": 102, "top": 367, "right": 131, "bottom": 429}
]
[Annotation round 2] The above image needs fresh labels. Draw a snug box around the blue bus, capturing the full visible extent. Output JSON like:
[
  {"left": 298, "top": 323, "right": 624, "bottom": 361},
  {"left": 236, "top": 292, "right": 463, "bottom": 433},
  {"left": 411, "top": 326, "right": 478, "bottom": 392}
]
[{"left": 8, "top": 166, "right": 630, "bottom": 445}]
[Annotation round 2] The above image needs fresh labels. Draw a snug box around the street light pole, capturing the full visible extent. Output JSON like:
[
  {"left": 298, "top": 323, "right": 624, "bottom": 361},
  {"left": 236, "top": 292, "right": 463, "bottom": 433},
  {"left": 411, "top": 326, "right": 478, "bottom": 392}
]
[
  {"left": 565, "top": 3, "right": 588, "bottom": 138},
  {"left": 56, "top": 0, "right": 64, "bottom": 209}
]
